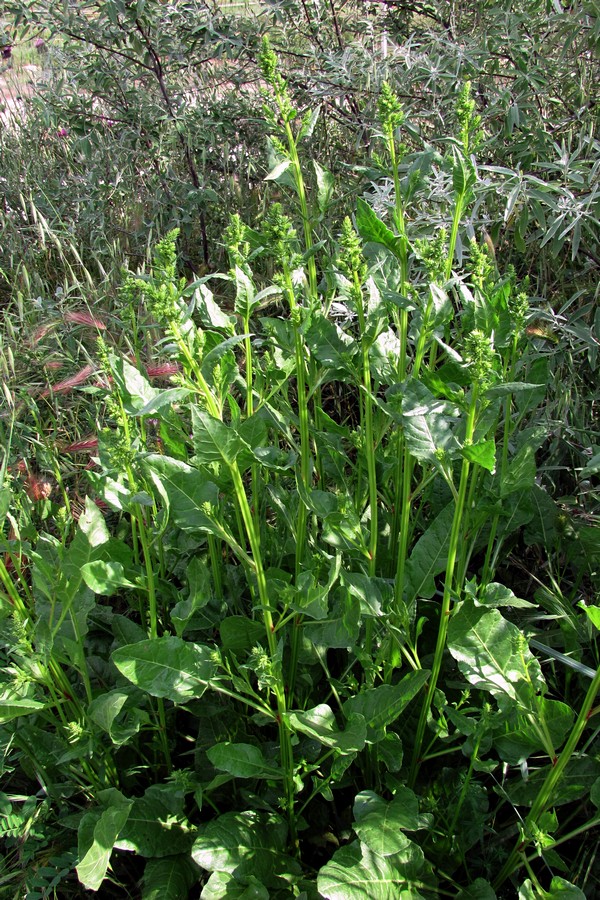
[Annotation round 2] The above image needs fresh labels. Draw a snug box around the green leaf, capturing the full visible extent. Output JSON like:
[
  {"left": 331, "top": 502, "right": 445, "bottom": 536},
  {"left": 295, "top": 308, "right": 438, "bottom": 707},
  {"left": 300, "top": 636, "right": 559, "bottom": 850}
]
[
  {"left": 500, "top": 443, "right": 537, "bottom": 497},
  {"left": 112, "top": 636, "right": 215, "bottom": 702},
  {"left": 115, "top": 784, "right": 193, "bottom": 857},
  {"left": 544, "top": 878, "right": 586, "bottom": 900},
  {"left": 505, "top": 756, "right": 600, "bottom": 808},
  {"left": 400, "top": 379, "right": 459, "bottom": 466},
  {"left": 452, "top": 149, "right": 476, "bottom": 197},
  {"left": 219, "top": 616, "right": 265, "bottom": 652},
  {"left": 0, "top": 697, "right": 45, "bottom": 723},
  {"left": 405, "top": 503, "right": 454, "bottom": 602},
  {"left": 314, "top": 160, "right": 334, "bottom": 214},
  {"left": 142, "top": 855, "right": 199, "bottom": 900},
  {"left": 288, "top": 704, "right": 366, "bottom": 753},
  {"left": 192, "top": 408, "right": 246, "bottom": 466},
  {"left": 343, "top": 670, "right": 430, "bottom": 742},
  {"left": 478, "top": 583, "right": 536, "bottom": 609},
  {"left": 318, "top": 840, "right": 423, "bottom": 899},
  {"left": 264, "top": 159, "right": 291, "bottom": 182},
  {"left": 305, "top": 313, "right": 356, "bottom": 374},
  {"left": 81, "top": 560, "right": 138, "bottom": 595},
  {"left": 579, "top": 602, "right": 600, "bottom": 629},
  {"left": 109, "top": 353, "right": 162, "bottom": 415},
  {"left": 192, "top": 811, "right": 298, "bottom": 884},
  {"left": 457, "top": 879, "right": 497, "bottom": 900},
  {"left": 195, "top": 283, "right": 236, "bottom": 333},
  {"left": 77, "top": 793, "right": 133, "bottom": 891},
  {"left": 353, "top": 789, "right": 420, "bottom": 855},
  {"left": 448, "top": 601, "right": 544, "bottom": 704},
  {"left": 136, "top": 386, "right": 191, "bottom": 417},
  {"left": 207, "top": 742, "right": 281, "bottom": 780},
  {"left": 143, "top": 456, "right": 245, "bottom": 555},
  {"left": 460, "top": 439, "right": 496, "bottom": 472},
  {"left": 200, "top": 872, "right": 269, "bottom": 899},
  {"left": 356, "top": 198, "right": 402, "bottom": 258}
]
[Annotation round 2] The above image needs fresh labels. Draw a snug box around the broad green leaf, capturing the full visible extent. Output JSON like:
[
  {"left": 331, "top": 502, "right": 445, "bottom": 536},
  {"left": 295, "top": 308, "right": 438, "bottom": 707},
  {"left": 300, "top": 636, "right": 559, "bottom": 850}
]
[
  {"left": 505, "top": 756, "right": 600, "bottom": 808},
  {"left": 200, "top": 872, "right": 269, "bottom": 899},
  {"left": 192, "top": 811, "right": 298, "bottom": 884},
  {"left": 264, "top": 159, "right": 292, "bottom": 182},
  {"left": 112, "top": 636, "right": 215, "bottom": 702},
  {"left": 579, "top": 602, "right": 600, "bottom": 629},
  {"left": 192, "top": 408, "right": 246, "bottom": 466},
  {"left": 288, "top": 704, "right": 366, "bottom": 753},
  {"left": 207, "top": 742, "right": 281, "bottom": 780},
  {"left": 452, "top": 150, "right": 476, "bottom": 197},
  {"left": 219, "top": 616, "right": 265, "bottom": 652},
  {"left": 78, "top": 497, "right": 110, "bottom": 547},
  {"left": 544, "top": 879, "right": 586, "bottom": 900},
  {"left": 305, "top": 313, "right": 356, "bottom": 374},
  {"left": 478, "top": 583, "right": 536, "bottom": 609},
  {"left": 400, "top": 379, "right": 459, "bottom": 466},
  {"left": 314, "top": 159, "right": 334, "bottom": 214},
  {"left": 448, "top": 602, "right": 544, "bottom": 704},
  {"left": 494, "top": 696, "right": 575, "bottom": 764},
  {"left": 356, "top": 198, "right": 402, "bottom": 258},
  {"left": 460, "top": 439, "right": 496, "bottom": 472},
  {"left": 76, "top": 794, "right": 133, "bottom": 891},
  {"left": 299, "top": 106, "right": 320, "bottom": 140},
  {"left": 115, "top": 784, "right": 193, "bottom": 857},
  {"left": 81, "top": 560, "right": 138, "bottom": 595},
  {"left": 0, "top": 697, "right": 45, "bottom": 723},
  {"left": 318, "top": 840, "right": 423, "bottom": 899},
  {"left": 457, "top": 879, "right": 497, "bottom": 899},
  {"left": 143, "top": 454, "right": 218, "bottom": 522},
  {"left": 136, "top": 386, "right": 191, "bottom": 417},
  {"left": 304, "top": 593, "right": 360, "bottom": 649},
  {"left": 171, "top": 556, "right": 213, "bottom": 636},
  {"left": 343, "top": 670, "right": 430, "bottom": 742},
  {"left": 405, "top": 503, "right": 454, "bottom": 602},
  {"left": 109, "top": 353, "right": 161, "bottom": 415},
  {"left": 142, "top": 855, "right": 199, "bottom": 900},
  {"left": 500, "top": 443, "right": 537, "bottom": 497},
  {"left": 195, "top": 282, "right": 236, "bottom": 333},
  {"left": 353, "top": 789, "right": 420, "bottom": 855}
]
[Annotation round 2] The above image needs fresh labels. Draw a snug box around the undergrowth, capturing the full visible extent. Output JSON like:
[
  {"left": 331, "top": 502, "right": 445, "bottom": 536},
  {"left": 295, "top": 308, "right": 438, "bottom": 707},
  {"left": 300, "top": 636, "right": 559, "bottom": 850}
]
[{"left": 0, "top": 2, "right": 599, "bottom": 898}]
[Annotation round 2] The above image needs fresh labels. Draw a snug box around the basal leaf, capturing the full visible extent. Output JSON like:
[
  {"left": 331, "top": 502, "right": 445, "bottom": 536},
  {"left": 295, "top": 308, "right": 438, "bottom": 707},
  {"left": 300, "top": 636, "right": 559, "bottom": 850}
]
[
  {"left": 207, "top": 742, "right": 281, "bottom": 780},
  {"left": 318, "top": 840, "right": 423, "bottom": 900},
  {"left": 112, "top": 636, "right": 215, "bottom": 702},
  {"left": 115, "top": 784, "right": 193, "bottom": 857},
  {"left": 343, "top": 670, "right": 430, "bottom": 742},
  {"left": 192, "top": 811, "right": 297, "bottom": 884},
  {"left": 81, "top": 560, "right": 138, "bottom": 595},
  {"left": 288, "top": 704, "right": 366, "bottom": 753},
  {"left": 353, "top": 789, "right": 421, "bottom": 855},
  {"left": 142, "top": 855, "right": 199, "bottom": 900},
  {"left": 0, "top": 697, "right": 45, "bottom": 723},
  {"left": 76, "top": 793, "right": 133, "bottom": 891},
  {"left": 448, "top": 601, "right": 545, "bottom": 704}
]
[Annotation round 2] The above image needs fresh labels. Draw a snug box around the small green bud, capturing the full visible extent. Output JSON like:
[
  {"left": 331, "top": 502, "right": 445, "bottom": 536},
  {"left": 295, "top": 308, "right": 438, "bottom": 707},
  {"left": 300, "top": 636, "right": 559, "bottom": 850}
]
[
  {"left": 337, "top": 217, "right": 367, "bottom": 282},
  {"left": 463, "top": 329, "right": 497, "bottom": 386},
  {"left": 456, "top": 81, "right": 484, "bottom": 153},
  {"left": 378, "top": 81, "right": 404, "bottom": 138}
]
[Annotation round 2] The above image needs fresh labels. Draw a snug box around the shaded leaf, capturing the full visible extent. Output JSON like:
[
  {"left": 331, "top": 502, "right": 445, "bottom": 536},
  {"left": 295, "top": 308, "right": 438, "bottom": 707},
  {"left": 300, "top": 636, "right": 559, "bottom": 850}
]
[
  {"left": 343, "top": 670, "right": 430, "bottom": 742},
  {"left": 207, "top": 742, "right": 281, "bottom": 780},
  {"left": 112, "top": 636, "right": 215, "bottom": 701},
  {"left": 288, "top": 704, "right": 366, "bottom": 753}
]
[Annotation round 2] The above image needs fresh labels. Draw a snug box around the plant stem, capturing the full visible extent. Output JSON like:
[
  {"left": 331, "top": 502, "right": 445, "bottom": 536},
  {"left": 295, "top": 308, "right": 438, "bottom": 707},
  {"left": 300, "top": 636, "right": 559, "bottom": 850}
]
[
  {"left": 409, "top": 385, "right": 479, "bottom": 786},
  {"left": 493, "top": 663, "right": 600, "bottom": 890},
  {"left": 229, "top": 461, "right": 297, "bottom": 850}
]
